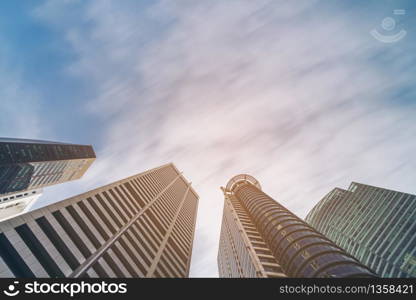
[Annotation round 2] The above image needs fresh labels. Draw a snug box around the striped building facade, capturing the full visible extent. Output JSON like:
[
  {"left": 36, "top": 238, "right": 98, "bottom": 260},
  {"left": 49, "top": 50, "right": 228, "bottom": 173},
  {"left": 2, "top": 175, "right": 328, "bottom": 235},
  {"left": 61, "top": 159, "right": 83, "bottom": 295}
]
[
  {"left": 306, "top": 182, "right": 416, "bottom": 277},
  {"left": 0, "top": 163, "right": 198, "bottom": 278},
  {"left": 218, "top": 179, "right": 286, "bottom": 278},
  {"left": 218, "top": 175, "right": 376, "bottom": 278}
]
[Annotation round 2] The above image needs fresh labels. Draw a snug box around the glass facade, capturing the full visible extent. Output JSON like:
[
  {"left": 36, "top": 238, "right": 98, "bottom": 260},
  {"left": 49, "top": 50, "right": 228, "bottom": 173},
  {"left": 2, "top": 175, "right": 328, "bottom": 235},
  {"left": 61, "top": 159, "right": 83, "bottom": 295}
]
[
  {"left": 0, "top": 140, "right": 95, "bottom": 164},
  {"left": 0, "top": 138, "right": 96, "bottom": 197},
  {"left": 218, "top": 175, "right": 376, "bottom": 278},
  {"left": 306, "top": 182, "right": 416, "bottom": 277}
]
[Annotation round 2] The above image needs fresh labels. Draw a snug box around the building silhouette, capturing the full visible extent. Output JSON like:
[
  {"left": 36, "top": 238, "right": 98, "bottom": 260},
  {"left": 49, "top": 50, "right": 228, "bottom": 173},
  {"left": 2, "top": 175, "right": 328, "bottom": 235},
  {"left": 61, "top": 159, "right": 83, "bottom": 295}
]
[
  {"left": 0, "top": 138, "right": 95, "bottom": 220},
  {"left": 218, "top": 174, "right": 376, "bottom": 278},
  {"left": 0, "top": 163, "right": 198, "bottom": 278},
  {"left": 306, "top": 182, "right": 416, "bottom": 277}
]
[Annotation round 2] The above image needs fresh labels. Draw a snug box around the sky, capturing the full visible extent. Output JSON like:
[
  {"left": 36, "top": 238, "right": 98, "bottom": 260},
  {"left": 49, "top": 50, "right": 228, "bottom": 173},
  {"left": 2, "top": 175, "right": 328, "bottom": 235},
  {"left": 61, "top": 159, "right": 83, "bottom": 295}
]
[{"left": 0, "top": 0, "right": 415, "bottom": 277}]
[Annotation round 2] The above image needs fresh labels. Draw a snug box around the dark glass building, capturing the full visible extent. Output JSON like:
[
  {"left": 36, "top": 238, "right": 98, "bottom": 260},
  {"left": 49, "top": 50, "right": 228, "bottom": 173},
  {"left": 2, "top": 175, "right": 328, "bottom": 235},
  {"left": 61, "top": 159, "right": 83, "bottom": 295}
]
[
  {"left": 306, "top": 182, "right": 416, "bottom": 277},
  {"left": 218, "top": 174, "right": 376, "bottom": 278},
  {"left": 0, "top": 138, "right": 95, "bottom": 221},
  {"left": 0, "top": 138, "right": 95, "bottom": 196}
]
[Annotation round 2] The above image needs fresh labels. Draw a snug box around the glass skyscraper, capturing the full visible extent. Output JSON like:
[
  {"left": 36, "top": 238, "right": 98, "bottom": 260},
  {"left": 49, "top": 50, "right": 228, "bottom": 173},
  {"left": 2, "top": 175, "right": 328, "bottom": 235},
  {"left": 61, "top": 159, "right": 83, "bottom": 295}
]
[
  {"left": 218, "top": 174, "right": 375, "bottom": 278},
  {"left": 0, "top": 138, "right": 95, "bottom": 220},
  {"left": 0, "top": 163, "right": 198, "bottom": 278},
  {"left": 306, "top": 182, "right": 416, "bottom": 277},
  {"left": 0, "top": 138, "right": 95, "bottom": 196}
]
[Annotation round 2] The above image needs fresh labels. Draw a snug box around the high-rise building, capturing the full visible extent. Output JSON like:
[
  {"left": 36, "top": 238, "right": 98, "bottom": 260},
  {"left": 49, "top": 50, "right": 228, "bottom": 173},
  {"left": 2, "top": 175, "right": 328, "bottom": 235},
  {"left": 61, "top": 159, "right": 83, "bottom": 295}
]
[
  {"left": 218, "top": 174, "right": 376, "bottom": 278},
  {"left": 0, "top": 138, "right": 96, "bottom": 196},
  {"left": 305, "top": 182, "right": 416, "bottom": 278},
  {"left": 0, "top": 138, "right": 96, "bottom": 220},
  {"left": 0, "top": 163, "right": 198, "bottom": 278}
]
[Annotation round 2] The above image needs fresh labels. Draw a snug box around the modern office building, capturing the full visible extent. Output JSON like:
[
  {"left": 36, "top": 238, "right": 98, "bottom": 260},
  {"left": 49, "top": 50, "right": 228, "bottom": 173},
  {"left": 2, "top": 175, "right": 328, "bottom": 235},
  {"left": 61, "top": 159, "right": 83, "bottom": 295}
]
[
  {"left": 218, "top": 174, "right": 376, "bottom": 278},
  {"left": 0, "top": 138, "right": 96, "bottom": 196},
  {"left": 0, "top": 138, "right": 95, "bottom": 220},
  {"left": 306, "top": 182, "right": 416, "bottom": 277},
  {"left": 0, "top": 163, "right": 199, "bottom": 278}
]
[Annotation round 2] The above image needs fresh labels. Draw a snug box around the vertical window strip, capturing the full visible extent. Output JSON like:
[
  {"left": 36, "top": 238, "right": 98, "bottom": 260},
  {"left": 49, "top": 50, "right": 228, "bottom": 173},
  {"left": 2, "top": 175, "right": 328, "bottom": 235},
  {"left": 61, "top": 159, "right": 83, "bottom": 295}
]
[
  {"left": 15, "top": 224, "right": 65, "bottom": 278},
  {"left": 86, "top": 197, "right": 117, "bottom": 234},
  {"left": 109, "top": 188, "right": 134, "bottom": 218},
  {"left": 77, "top": 201, "right": 110, "bottom": 240},
  {"left": 95, "top": 193, "right": 123, "bottom": 228},
  {"left": 0, "top": 233, "right": 35, "bottom": 277},
  {"left": 102, "top": 191, "right": 128, "bottom": 223},
  {"left": 119, "top": 235, "right": 147, "bottom": 276},
  {"left": 113, "top": 186, "right": 137, "bottom": 215},
  {"left": 66, "top": 205, "right": 103, "bottom": 248},
  {"left": 124, "top": 230, "right": 153, "bottom": 265},
  {"left": 35, "top": 216, "right": 80, "bottom": 270}
]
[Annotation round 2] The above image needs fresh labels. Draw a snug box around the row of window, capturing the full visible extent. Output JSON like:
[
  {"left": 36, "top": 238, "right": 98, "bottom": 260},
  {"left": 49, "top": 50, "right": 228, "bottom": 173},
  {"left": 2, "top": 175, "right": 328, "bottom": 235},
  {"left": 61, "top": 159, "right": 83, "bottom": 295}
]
[
  {"left": 220, "top": 203, "right": 256, "bottom": 277},
  {"left": 308, "top": 184, "right": 416, "bottom": 277},
  {"left": 0, "top": 143, "right": 95, "bottom": 164},
  {"left": 227, "top": 195, "right": 275, "bottom": 277},
  {"left": 0, "top": 190, "right": 37, "bottom": 203}
]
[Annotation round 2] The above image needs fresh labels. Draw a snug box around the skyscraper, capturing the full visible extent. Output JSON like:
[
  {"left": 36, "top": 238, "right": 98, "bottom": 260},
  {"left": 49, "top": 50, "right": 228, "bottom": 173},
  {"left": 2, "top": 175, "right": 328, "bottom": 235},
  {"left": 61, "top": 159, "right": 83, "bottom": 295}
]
[
  {"left": 306, "top": 182, "right": 416, "bottom": 278},
  {"left": 218, "top": 174, "right": 375, "bottom": 278},
  {"left": 0, "top": 163, "right": 198, "bottom": 278},
  {"left": 0, "top": 138, "right": 96, "bottom": 220},
  {"left": 0, "top": 138, "right": 96, "bottom": 195}
]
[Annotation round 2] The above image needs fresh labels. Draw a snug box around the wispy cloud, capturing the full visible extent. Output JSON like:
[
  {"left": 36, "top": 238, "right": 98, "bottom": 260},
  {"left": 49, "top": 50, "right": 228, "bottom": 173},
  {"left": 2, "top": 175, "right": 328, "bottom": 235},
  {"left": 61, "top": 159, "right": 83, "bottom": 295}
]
[{"left": 31, "top": 0, "right": 416, "bottom": 277}]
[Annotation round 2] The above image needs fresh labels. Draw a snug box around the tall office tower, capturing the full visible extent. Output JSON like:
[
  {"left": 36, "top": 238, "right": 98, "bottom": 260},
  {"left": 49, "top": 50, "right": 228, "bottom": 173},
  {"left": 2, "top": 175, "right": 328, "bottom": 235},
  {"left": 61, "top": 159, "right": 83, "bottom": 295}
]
[
  {"left": 0, "top": 138, "right": 96, "bottom": 220},
  {"left": 306, "top": 182, "right": 416, "bottom": 278},
  {"left": 0, "top": 138, "right": 96, "bottom": 195},
  {"left": 217, "top": 174, "right": 375, "bottom": 278},
  {"left": 0, "top": 163, "right": 198, "bottom": 278}
]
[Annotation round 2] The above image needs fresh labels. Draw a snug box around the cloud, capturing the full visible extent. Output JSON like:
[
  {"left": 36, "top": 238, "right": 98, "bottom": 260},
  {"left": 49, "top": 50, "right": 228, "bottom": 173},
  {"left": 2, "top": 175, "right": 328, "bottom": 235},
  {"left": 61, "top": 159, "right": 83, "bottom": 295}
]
[{"left": 33, "top": 0, "right": 416, "bottom": 277}]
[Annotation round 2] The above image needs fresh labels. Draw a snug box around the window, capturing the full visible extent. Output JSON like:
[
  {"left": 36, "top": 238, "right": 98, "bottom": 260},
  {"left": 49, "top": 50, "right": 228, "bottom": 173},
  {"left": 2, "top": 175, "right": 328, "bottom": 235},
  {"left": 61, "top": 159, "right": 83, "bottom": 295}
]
[
  {"left": 263, "top": 265, "right": 282, "bottom": 273},
  {"left": 0, "top": 233, "right": 35, "bottom": 277},
  {"left": 15, "top": 224, "right": 65, "bottom": 278},
  {"left": 259, "top": 256, "right": 277, "bottom": 264},
  {"left": 36, "top": 216, "right": 80, "bottom": 270}
]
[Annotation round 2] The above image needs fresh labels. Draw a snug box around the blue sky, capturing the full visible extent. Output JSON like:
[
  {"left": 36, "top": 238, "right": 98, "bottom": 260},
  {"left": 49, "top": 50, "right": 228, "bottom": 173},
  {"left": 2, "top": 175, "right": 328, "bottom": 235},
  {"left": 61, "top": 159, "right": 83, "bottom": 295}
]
[{"left": 0, "top": 0, "right": 415, "bottom": 277}]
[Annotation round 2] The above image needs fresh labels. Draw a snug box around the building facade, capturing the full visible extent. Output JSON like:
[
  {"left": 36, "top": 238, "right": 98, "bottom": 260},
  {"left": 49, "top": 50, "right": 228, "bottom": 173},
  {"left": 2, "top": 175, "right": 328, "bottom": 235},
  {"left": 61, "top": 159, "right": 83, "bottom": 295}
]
[
  {"left": 218, "top": 177, "right": 286, "bottom": 278},
  {"left": 0, "top": 138, "right": 95, "bottom": 220},
  {"left": 218, "top": 174, "right": 375, "bottom": 278},
  {"left": 0, "top": 138, "right": 96, "bottom": 197},
  {"left": 306, "top": 182, "right": 416, "bottom": 277},
  {"left": 0, "top": 189, "right": 42, "bottom": 221},
  {"left": 0, "top": 163, "right": 198, "bottom": 278}
]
